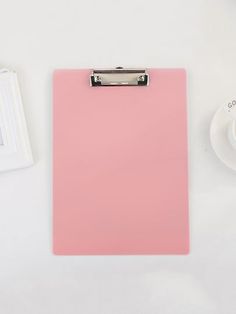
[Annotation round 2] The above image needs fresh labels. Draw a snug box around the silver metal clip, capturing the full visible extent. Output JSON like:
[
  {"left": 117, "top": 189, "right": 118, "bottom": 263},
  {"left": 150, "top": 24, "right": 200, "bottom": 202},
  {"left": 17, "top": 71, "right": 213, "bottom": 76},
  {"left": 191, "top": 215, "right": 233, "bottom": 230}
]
[{"left": 90, "top": 67, "right": 149, "bottom": 87}]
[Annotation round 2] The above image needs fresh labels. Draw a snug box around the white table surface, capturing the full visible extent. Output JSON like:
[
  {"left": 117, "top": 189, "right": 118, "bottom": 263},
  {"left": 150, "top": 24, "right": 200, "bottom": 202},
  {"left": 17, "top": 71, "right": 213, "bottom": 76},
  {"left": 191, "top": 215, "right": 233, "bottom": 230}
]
[{"left": 0, "top": 0, "right": 236, "bottom": 313}]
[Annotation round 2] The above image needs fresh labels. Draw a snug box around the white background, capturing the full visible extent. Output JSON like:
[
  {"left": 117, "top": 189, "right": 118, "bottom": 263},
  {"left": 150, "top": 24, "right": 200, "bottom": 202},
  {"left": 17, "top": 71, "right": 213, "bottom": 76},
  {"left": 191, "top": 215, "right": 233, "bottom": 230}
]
[{"left": 0, "top": 0, "right": 236, "bottom": 313}]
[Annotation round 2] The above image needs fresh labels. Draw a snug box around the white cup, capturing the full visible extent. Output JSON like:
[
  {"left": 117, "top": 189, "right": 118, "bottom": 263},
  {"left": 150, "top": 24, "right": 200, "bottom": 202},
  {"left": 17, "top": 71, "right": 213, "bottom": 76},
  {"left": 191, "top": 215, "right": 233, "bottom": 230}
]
[{"left": 224, "top": 100, "right": 236, "bottom": 150}]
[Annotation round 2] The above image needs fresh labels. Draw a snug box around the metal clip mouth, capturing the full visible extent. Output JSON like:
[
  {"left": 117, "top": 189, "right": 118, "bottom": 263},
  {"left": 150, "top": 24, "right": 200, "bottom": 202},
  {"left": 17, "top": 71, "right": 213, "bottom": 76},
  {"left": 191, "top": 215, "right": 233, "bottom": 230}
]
[{"left": 90, "top": 67, "right": 149, "bottom": 87}]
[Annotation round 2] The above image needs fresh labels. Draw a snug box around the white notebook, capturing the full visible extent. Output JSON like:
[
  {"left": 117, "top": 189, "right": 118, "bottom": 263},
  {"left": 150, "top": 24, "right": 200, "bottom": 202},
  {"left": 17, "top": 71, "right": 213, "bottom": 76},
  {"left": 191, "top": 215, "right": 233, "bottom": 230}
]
[{"left": 0, "top": 69, "right": 33, "bottom": 172}]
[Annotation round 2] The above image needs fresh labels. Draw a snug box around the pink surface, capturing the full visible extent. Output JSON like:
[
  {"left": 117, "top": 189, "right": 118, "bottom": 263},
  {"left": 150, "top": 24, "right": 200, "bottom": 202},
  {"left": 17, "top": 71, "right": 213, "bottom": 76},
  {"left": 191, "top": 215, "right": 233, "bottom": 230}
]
[{"left": 53, "top": 69, "right": 189, "bottom": 255}]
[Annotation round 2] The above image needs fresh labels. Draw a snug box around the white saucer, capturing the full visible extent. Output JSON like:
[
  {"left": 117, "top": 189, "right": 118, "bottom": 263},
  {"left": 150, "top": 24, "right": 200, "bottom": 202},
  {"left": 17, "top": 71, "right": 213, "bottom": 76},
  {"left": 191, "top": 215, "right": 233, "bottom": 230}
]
[{"left": 210, "top": 105, "right": 236, "bottom": 171}]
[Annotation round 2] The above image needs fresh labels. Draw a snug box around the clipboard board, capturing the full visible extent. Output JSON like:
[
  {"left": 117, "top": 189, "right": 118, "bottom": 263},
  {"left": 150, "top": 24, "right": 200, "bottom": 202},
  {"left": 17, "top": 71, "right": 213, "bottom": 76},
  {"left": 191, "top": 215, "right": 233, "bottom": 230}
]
[{"left": 53, "top": 67, "right": 189, "bottom": 255}]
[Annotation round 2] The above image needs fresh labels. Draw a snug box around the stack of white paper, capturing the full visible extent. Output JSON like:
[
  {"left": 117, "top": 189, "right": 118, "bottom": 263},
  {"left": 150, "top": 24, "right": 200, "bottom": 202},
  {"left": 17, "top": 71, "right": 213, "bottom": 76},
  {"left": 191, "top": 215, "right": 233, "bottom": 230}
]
[{"left": 0, "top": 69, "right": 33, "bottom": 172}]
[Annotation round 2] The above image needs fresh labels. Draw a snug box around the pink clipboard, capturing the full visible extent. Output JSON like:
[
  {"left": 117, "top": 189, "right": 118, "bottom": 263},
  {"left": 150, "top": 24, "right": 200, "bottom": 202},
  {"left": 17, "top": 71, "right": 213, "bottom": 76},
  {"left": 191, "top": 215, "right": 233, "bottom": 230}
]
[{"left": 53, "top": 68, "right": 189, "bottom": 255}]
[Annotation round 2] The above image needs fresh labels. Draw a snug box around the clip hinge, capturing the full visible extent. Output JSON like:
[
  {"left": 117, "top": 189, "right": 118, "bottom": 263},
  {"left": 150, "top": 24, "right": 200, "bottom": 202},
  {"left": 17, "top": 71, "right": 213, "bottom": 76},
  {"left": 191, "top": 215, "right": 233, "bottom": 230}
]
[{"left": 90, "top": 67, "right": 149, "bottom": 87}]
